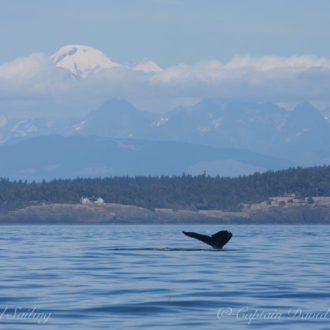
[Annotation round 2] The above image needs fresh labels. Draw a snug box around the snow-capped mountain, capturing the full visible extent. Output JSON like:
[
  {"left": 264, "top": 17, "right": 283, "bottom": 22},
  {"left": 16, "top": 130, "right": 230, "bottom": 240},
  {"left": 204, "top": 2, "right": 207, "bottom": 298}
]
[
  {"left": 51, "top": 45, "right": 162, "bottom": 78},
  {"left": 51, "top": 45, "right": 121, "bottom": 78}
]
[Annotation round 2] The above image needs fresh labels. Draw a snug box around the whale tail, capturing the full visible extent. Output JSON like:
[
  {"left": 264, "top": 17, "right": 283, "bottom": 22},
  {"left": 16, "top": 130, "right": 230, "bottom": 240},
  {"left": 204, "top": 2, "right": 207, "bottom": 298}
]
[{"left": 182, "top": 230, "right": 232, "bottom": 249}]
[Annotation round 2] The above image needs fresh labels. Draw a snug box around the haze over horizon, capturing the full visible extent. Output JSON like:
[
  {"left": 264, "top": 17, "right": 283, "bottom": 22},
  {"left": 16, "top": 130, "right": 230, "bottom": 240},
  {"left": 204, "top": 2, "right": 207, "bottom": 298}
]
[
  {"left": 2, "top": 4, "right": 330, "bottom": 329},
  {"left": 1, "top": 0, "right": 330, "bottom": 118},
  {"left": 2, "top": 43, "right": 330, "bottom": 118},
  {"left": 1, "top": 0, "right": 330, "bottom": 179},
  {"left": 2, "top": 0, "right": 330, "bottom": 66}
]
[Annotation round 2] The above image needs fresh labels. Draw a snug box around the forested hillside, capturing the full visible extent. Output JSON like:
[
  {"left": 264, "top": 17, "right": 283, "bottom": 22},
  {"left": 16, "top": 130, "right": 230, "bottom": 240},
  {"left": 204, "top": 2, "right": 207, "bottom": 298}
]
[{"left": 0, "top": 166, "right": 329, "bottom": 213}]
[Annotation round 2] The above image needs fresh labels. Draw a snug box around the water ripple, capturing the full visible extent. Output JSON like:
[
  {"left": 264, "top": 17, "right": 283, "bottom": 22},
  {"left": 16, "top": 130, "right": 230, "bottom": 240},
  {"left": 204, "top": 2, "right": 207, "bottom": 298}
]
[{"left": 0, "top": 225, "right": 329, "bottom": 329}]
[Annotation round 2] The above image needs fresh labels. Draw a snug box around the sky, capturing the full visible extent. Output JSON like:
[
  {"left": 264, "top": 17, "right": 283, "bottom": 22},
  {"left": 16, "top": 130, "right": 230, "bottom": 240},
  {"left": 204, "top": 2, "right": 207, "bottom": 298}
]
[
  {"left": 1, "top": 0, "right": 330, "bottom": 118},
  {"left": 2, "top": 0, "right": 330, "bottom": 66}
]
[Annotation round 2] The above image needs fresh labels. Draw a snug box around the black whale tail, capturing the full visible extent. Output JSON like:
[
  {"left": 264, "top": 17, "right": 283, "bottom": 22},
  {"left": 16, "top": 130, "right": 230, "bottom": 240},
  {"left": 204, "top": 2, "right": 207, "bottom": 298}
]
[{"left": 182, "top": 230, "right": 232, "bottom": 249}]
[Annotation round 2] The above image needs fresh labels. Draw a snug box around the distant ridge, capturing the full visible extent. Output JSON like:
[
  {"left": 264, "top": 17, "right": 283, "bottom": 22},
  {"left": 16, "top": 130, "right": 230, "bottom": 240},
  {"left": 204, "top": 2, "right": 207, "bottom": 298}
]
[
  {"left": 0, "top": 135, "right": 292, "bottom": 181},
  {"left": 1, "top": 98, "right": 330, "bottom": 168},
  {"left": 66, "top": 98, "right": 330, "bottom": 165}
]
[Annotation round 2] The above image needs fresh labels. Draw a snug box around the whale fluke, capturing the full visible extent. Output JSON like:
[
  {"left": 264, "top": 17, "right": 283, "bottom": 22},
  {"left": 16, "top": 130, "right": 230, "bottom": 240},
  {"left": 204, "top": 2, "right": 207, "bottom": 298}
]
[{"left": 182, "top": 230, "right": 232, "bottom": 249}]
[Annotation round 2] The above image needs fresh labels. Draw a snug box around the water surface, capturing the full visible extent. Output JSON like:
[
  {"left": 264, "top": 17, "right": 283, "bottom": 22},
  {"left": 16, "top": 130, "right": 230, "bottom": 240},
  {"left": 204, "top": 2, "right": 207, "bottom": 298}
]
[{"left": 0, "top": 225, "right": 329, "bottom": 329}]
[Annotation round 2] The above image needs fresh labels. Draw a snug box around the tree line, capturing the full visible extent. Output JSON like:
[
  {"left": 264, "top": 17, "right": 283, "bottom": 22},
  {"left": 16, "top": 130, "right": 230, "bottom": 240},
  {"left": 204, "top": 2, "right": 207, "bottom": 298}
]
[{"left": 0, "top": 165, "right": 329, "bottom": 213}]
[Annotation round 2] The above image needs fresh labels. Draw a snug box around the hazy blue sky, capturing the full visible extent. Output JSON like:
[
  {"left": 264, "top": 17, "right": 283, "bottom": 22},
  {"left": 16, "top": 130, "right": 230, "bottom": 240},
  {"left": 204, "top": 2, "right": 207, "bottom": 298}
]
[
  {"left": 2, "top": 0, "right": 330, "bottom": 117},
  {"left": 1, "top": 0, "right": 330, "bottom": 66}
]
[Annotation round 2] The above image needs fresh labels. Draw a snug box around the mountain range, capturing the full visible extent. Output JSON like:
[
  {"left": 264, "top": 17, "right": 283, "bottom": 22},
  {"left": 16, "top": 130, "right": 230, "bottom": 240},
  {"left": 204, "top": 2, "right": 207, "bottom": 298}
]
[
  {"left": 0, "top": 45, "right": 330, "bottom": 180},
  {"left": 1, "top": 97, "right": 329, "bottom": 180},
  {"left": 67, "top": 99, "right": 330, "bottom": 165}
]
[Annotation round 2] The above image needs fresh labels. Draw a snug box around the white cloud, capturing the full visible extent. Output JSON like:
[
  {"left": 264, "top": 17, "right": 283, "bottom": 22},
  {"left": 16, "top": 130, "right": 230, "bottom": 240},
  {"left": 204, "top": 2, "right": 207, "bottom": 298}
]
[
  {"left": 152, "top": 55, "right": 330, "bottom": 83},
  {"left": 0, "top": 53, "right": 48, "bottom": 80},
  {"left": 2, "top": 52, "right": 330, "bottom": 117},
  {"left": 150, "top": 55, "right": 330, "bottom": 103},
  {"left": 0, "top": 53, "right": 73, "bottom": 97}
]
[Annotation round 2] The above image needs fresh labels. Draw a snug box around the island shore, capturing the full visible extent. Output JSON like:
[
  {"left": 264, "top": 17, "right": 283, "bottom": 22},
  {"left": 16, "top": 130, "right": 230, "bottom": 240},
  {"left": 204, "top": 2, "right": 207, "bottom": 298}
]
[{"left": 0, "top": 196, "right": 329, "bottom": 224}]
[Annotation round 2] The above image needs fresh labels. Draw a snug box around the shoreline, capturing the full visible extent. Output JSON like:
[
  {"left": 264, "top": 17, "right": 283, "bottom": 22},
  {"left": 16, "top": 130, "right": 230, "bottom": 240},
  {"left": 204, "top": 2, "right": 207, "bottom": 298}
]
[{"left": 0, "top": 196, "right": 329, "bottom": 224}]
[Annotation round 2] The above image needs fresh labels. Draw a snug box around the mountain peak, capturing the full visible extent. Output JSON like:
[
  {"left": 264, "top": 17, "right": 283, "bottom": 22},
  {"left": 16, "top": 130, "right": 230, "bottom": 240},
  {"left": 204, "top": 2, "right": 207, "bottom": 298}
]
[{"left": 51, "top": 45, "right": 121, "bottom": 78}]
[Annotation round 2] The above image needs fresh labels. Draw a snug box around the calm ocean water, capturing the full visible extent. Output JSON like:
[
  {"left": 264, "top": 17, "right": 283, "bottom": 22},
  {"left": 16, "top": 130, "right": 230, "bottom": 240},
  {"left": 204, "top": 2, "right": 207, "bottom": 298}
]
[{"left": 0, "top": 224, "right": 329, "bottom": 329}]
